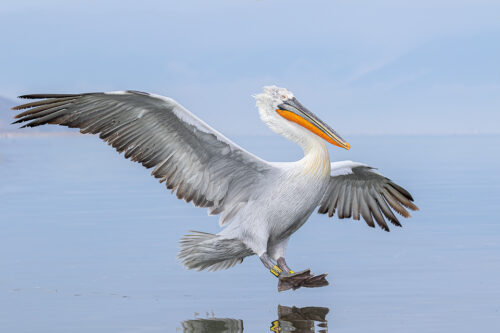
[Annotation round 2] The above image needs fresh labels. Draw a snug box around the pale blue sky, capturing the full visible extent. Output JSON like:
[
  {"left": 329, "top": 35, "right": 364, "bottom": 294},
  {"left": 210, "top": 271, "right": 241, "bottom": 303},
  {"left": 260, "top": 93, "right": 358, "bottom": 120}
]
[{"left": 1, "top": 0, "right": 499, "bottom": 135}]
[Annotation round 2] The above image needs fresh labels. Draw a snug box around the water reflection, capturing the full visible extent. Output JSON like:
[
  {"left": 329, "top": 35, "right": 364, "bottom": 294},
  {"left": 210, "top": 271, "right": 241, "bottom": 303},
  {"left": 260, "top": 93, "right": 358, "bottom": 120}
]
[
  {"left": 181, "top": 305, "right": 329, "bottom": 332},
  {"left": 273, "top": 305, "right": 329, "bottom": 332},
  {"left": 181, "top": 318, "right": 243, "bottom": 333}
]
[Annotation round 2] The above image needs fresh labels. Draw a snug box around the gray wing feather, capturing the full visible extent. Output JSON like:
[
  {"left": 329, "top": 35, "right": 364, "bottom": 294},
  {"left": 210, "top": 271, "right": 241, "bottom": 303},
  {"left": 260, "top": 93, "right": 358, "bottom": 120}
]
[
  {"left": 318, "top": 161, "right": 418, "bottom": 231},
  {"left": 359, "top": 187, "right": 375, "bottom": 228},
  {"left": 336, "top": 184, "right": 347, "bottom": 218},
  {"left": 351, "top": 185, "right": 360, "bottom": 220},
  {"left": 371, "top": 186, "right": 401, "bottom": 227},
  {"left": 342, "top": 183, "right": 352, "bottom": 219},
  {"left": 12, "top": 91, "right": 274, "bottom": 225}
]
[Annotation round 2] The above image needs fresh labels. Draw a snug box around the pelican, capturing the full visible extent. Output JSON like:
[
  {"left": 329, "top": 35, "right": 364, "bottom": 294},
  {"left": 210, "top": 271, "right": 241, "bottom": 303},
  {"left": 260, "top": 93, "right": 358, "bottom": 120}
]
[{"left": 12, "top": 86, "right": 418, "bottom": 291}]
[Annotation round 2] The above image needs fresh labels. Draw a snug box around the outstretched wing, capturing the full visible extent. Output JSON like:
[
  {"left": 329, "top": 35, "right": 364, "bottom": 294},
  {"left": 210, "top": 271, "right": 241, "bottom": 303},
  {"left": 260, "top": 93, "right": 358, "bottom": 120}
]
[
  {"left": 12, "top": 91, "right": 275, "bottom": 225},
  {"left": 318, "top": 161, "right": 418, "bottom": 231}
]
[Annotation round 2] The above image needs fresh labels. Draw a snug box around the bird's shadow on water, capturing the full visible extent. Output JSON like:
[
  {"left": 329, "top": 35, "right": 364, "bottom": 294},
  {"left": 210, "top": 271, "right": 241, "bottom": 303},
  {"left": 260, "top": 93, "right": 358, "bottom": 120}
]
[{"left": 180, "top": 305, "right": 329, "bottom": 332}]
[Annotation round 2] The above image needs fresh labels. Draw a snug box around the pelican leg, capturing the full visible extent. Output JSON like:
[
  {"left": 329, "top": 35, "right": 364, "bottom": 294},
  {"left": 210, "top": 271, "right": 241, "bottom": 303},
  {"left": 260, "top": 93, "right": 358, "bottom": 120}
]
[
  {"left": 277, "top": 257, "right": 294, "bottom": 274},
  {"left": 260, "top": 253, "right": 283, "bottom": 277},
  {"left": 261, "top": 253, "right": 329, "bottom": 291}
]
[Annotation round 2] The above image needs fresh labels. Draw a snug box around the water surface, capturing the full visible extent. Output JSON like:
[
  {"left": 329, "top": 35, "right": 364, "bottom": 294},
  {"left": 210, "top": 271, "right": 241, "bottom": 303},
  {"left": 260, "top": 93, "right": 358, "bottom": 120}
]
[{"left": 1, "top": 134, "right": 499, "bottom": 332}]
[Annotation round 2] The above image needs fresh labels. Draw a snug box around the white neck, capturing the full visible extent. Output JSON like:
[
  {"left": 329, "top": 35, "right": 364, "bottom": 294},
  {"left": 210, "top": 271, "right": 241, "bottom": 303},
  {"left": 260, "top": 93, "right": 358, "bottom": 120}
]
[
  {"left": 257, "top": 102, "right": 331, "bottom": 176},
  {"left": 297, "top": 134, "right": 331, "bottom": 176}
]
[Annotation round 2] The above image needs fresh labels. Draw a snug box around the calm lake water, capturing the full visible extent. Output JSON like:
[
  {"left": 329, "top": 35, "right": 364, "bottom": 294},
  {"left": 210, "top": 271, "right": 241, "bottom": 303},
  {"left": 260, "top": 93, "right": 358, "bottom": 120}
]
[{"left": 1, "top": 134, "right": 499, "bottom": 332}]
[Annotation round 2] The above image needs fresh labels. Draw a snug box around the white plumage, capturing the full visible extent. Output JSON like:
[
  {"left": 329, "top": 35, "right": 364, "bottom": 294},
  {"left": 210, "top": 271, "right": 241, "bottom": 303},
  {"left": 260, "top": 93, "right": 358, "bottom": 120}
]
[{"left": 12, "top": 86, "right": 418, "bottom": 285}]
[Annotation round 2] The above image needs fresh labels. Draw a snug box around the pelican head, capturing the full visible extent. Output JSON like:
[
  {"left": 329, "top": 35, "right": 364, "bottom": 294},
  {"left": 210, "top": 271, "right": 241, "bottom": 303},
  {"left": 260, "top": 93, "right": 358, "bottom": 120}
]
[{"left": 255, "top": 86, "right": 350, "bottom": 150}]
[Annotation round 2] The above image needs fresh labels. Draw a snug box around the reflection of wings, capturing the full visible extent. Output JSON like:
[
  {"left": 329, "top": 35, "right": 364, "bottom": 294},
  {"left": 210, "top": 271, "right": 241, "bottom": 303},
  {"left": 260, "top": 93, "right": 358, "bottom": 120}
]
[
  {"left": 181, "top": 318, "right": 243, "bottom": 333},
  {"left": 12, "top": 91, "right": 274, "bottom": 225},
  {"left": 318, "top": 161, "right": 418, "bottom": 231}
]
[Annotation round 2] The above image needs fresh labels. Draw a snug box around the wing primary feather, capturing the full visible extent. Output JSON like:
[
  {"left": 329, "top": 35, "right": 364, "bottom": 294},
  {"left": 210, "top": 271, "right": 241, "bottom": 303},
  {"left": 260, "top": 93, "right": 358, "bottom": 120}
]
[
  {"left": 18, "top": 93, "right": 82, "bottom": 99},
  {"left": 364, "top": 185, "right": 389, "bottom": 231},
  {"left": 351, "top": 183, "right": 360, "bottom": 220},
  {"left": 13, "top": 104, "right": 70, "bottom": 124},
  {"left": 370, "top": 186, "right": 401, "bottom": 227},
  {"left": 20, "top": 108, "right": 71, "bottom": 128},
  {"left": 386, "top": 184, "right": 419, "bottom": 211},
  {"left": 327, "top": 181, "right": 341, "bottom": 217},
  {"left": 343, "top": 182, "right": 353, "bottom": 219},
  {"left": 358, "top": 186, "right": 375, "bottom": 228},
  {"left": 12, "top": 96, "right": 77, "bottom": 110},
  {"left": 389, "top": 182, "right": 414, "bottom": 201},
  {"left": 381, "top": 188, "right": 410, "bottom": 218},
  {"left": 13, "top": 100, "right": 72, "bottom": 118},
  {"left": 336, "top": 184, "right": 347, "bottom": 218}
]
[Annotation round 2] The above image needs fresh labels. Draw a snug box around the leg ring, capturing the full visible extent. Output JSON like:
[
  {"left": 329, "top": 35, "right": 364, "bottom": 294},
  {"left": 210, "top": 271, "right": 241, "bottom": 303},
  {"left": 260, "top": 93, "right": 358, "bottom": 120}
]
[{"left": 270, "top": 265, "right": 282, "bottom": 277}]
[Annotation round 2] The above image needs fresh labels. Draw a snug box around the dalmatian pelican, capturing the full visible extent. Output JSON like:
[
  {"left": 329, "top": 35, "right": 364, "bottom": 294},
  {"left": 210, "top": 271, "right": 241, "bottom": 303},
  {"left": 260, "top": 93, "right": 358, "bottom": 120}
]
[{"left": 12, "top": 86, "right": 418, "bottom": 291}]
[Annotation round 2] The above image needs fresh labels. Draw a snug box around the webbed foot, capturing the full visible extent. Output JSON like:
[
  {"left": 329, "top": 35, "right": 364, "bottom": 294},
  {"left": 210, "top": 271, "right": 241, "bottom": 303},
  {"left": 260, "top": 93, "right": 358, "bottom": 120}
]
[{"left": 278, "top": 269, "right": 329, "bottom": 292}]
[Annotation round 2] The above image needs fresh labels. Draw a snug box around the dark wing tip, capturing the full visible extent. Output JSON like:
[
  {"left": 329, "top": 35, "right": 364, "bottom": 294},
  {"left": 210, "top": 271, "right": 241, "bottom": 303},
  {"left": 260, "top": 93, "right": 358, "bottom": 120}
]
[
  {"left": 389, "top": 182, "right": 414, "bottom": 201},
  {"left": 18, "top": 94, "right": 80, "bottom": 99},
  {"left": 12, "top": 94, "right": 83, "bottom": 111},
  {"left": 317, "top": 207, "right": 328, "bottom": 214},
  {"left": 388, "top": 216, "right": 402, "bottom": 227}
]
